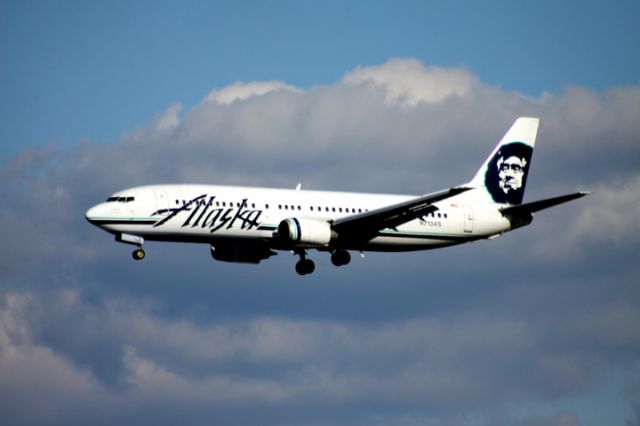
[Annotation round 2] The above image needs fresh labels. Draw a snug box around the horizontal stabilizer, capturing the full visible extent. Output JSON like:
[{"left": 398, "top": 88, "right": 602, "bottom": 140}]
[{"left": 501, "top": 191, "right": 590, "bottom": 216}]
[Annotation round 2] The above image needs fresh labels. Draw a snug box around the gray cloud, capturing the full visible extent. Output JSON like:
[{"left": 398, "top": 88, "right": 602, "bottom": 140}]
[
  {"left": 1, "top": 58, "right": 639, "bottom": 425},
  {"left": 2, "top": 288, "right": 638, "bottom": 425}
]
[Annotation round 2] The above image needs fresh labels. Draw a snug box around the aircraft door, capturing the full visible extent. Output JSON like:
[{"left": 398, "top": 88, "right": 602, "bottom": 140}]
[
  {"left": 154, "top": 189, "right": 169, "bottom": 213},
  {"left": 463, "top": 205, "right": 474, "bottom": 233}
]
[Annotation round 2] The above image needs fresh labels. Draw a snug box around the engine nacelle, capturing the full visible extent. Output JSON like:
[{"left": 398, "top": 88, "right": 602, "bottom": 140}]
[
  {"left": 277, "top": 218, "right": 333, "bottom": 247},
  {"left": 210, "top": 243, "right": 276, "bottom": 264}
]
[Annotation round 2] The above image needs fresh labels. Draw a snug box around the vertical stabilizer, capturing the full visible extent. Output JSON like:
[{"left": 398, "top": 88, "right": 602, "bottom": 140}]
[{"left": 467, "top": 117, "right": 539, "bottom": 205}]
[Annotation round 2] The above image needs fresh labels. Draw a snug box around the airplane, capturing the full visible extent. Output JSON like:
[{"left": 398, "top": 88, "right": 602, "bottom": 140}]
[{"left": 85, "top": 117, "right": 589, "bottom": 275}]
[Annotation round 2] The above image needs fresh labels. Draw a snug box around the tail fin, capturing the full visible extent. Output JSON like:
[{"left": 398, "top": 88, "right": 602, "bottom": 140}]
[{"left": 467, "top": 117, "right": 539, "bottom": 205}]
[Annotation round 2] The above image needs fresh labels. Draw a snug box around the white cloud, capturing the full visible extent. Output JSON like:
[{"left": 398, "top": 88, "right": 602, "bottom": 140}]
[
  {"left": 203, "top": 81, "right": 302, "bottom": 105},
  {"left": 343, "top": 58, "right": 478, "bottom": 106},
  {"left": 154, "top": 102, "right": 182, "bottom": 132},
  {"left": 571, "top": 174, "right": 640, "bottom": 246}
]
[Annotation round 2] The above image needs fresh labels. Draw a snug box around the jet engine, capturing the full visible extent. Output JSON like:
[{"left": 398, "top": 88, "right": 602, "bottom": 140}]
[
  {"left": 210, "top": 243, "right": 276, "bottom": 264},
  {"left": 277, "top": 218, "right": 333, "bottom": 247}
]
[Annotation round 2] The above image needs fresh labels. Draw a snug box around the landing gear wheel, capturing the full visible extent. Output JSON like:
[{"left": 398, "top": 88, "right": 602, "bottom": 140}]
[
  {"left": 295, "top": 258, "right": 315, "bottom": 275},
  {"left": 132, "top": 248, "right": 146, "bottom": 261},
  {"left": 331, "top": 250, "right": 351, "bottom": 267}
]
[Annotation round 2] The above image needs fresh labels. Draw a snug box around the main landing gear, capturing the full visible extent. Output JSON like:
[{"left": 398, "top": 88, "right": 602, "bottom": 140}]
[
  {"left": 294, "top": 249, "right": 352, "bottom": 275},
  {"left": 331, "top": 249, "right": 351, "bottom": 267},
  {"left": 295, "top": 250, "right": 315, "bottom": 276}
]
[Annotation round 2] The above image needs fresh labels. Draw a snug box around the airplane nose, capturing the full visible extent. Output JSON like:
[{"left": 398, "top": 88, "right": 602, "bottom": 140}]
[{"left": 85, "top": 204, "right": 102, "bottom": 225}]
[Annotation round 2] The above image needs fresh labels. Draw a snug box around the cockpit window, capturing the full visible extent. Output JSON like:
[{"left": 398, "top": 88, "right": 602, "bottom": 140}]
[{"left": 106, "top": 196, "right": 135, "bottom": 203}]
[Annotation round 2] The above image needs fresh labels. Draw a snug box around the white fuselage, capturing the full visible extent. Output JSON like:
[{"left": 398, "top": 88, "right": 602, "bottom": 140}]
[
  {"left": 86, "top": 184, "right": 511, "bottom": 252},
  {"left": 84, "top": 118, "right": 588, "bottom": 274}
]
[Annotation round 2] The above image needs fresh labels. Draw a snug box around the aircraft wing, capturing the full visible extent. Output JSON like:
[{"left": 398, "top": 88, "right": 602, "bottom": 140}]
[
  {"left": 500, "top": 191, "right": 590, "bottom": 216},
  {"left": 331, "top": 186, "right": 471, "bottom": 242}
]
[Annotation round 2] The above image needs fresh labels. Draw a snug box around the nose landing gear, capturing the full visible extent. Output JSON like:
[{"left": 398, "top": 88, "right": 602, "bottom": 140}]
[
  {"left": 116, "top": 233, "right": 146, "bottom": 261},
  {"left": 132, "top": 247, "right": 146, "bottom": 261}
]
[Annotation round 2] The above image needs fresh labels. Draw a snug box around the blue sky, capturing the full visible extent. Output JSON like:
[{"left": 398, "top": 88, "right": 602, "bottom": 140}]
[
  {"left": 1, "top": 2, "right": 639, "bottom": 426},
  {"left": 1, "top": 0, "right": 639, "bottom": 161}
]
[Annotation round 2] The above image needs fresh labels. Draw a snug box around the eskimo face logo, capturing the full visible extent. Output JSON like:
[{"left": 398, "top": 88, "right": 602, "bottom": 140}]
[
  {"left": 498, "top": 156, "right": 527, "bottom": 194},
  {"left": 485, "top": 142, "right": 533, "bottom": 204}
]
